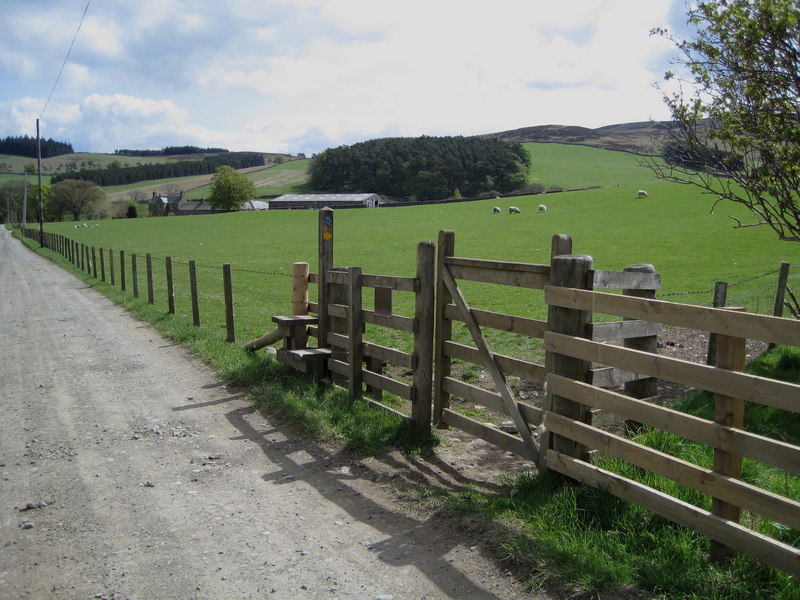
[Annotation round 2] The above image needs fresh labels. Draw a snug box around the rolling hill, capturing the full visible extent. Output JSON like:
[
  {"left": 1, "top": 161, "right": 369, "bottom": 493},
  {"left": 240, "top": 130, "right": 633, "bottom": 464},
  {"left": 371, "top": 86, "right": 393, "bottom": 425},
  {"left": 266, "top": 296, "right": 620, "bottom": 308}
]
[{"left": 491, "top": 120, "right": 670, "bottom": 154}]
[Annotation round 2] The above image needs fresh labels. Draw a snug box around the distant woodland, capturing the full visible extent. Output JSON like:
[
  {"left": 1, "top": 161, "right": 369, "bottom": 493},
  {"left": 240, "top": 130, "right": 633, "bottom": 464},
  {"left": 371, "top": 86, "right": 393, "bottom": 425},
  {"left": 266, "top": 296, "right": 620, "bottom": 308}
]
[
  {"left": 309, "top": 136, "right": 530, "bottom": 200},
  {"left": 50, "top": 152, "right": 265, "bottom": 186},
  {"left": 0, "top": 135, "right": 74, "bottom": 159},
  {"left": 113, "top": 146, "right": 230, "bottom": 157}
]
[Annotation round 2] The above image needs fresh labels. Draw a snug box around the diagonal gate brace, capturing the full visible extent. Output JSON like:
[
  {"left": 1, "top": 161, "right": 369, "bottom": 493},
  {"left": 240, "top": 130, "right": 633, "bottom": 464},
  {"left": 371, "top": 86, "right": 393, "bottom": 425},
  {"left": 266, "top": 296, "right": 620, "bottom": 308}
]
[{"left": 441, "top": 264, "right": 540, "bottom": 462}]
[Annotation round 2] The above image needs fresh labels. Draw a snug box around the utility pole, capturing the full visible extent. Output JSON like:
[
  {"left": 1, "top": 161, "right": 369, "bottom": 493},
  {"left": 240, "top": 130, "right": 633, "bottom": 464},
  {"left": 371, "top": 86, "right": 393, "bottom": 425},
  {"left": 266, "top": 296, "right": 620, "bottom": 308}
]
[
  {"left": 37, "top": 119, "right": 45, "bottom": 247},
  {"left": 21, "top": 170, "right": 27, "bottom": 229}
]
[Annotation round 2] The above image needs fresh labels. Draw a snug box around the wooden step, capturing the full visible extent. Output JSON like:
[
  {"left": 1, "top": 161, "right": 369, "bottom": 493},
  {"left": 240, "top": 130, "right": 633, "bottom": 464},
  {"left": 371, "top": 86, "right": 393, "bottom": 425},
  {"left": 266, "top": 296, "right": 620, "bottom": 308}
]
[
  {"left": 286, "top": 347, "right": 332, "bottom": 361},
  {"left": 272, "top": 315, "right": 319, "bottom": 326}
]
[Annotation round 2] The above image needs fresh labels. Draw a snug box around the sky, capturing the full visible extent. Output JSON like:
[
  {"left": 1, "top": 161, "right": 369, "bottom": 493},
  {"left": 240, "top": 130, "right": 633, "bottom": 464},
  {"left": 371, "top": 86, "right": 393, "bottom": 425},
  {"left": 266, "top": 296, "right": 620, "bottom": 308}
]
[{"left": 0, "top": 0, "right": 690, "bottom": 156}]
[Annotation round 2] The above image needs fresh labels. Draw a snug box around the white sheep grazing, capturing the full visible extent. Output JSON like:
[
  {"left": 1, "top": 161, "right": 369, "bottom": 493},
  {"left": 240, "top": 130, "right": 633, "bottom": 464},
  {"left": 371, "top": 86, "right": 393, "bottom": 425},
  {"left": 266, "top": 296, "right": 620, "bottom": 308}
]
[
  {"left": 492, "top": 206, "right": 500, "bottom": 214},
  {"left": 638, "top": 190, "right": 648, "bottom": 198},
  {"left": 509, "top": 206, "right": 521, "bottom": 214},
  {"left": 538, "top": 204, "right": 547, "bottom": 212},
  {"left": 94, "top": 223, "right": 100, "bottom": 227},
  {"left": 83, "top": 223, "right": 89, "bottom": 228},
  {"left": 73, "top": 225, "right": 79, "bottom": 229}
]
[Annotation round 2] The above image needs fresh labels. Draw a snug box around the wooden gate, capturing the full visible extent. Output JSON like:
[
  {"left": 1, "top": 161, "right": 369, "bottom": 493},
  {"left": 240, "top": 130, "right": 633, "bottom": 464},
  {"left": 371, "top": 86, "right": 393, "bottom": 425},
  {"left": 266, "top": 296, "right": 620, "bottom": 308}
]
[{"left": 432, "top": 230, "right": 570, "bottom": 461}]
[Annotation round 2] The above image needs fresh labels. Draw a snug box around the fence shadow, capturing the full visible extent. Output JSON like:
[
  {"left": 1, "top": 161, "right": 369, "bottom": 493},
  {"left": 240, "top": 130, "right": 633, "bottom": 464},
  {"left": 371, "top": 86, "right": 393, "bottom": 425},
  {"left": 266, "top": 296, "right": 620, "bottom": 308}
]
[{"left": 221, "top": 403, "right": 525, "bottom": 599}]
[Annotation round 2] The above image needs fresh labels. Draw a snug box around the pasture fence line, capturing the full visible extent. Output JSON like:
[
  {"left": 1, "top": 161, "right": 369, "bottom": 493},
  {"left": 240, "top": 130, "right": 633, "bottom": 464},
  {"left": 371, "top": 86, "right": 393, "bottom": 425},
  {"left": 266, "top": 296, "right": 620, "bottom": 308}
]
[{"left": 15, "top": 226, "right": 294, "bottom": 345}]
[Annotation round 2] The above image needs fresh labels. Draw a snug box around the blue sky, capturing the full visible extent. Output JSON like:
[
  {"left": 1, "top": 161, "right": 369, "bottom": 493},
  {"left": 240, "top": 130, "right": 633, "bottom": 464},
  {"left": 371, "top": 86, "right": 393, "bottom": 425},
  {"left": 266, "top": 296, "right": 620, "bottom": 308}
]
[{"left": 0, "top": 0, "right": 688, "bottom": 155}]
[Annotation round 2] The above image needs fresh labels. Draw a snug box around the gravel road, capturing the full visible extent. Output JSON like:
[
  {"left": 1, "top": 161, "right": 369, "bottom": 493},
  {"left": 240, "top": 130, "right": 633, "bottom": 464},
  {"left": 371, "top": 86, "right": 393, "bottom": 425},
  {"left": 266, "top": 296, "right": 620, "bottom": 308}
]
[{"left": 0, "top": 227, "right": 542, "bottom": 600}]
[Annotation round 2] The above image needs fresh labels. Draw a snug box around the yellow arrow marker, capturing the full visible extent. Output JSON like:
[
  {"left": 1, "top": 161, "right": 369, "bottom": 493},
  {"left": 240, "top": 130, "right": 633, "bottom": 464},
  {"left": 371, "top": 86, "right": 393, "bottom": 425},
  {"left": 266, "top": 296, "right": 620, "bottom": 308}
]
[{"left": 323, "top": 232, "right": 332, "bottom": 241}]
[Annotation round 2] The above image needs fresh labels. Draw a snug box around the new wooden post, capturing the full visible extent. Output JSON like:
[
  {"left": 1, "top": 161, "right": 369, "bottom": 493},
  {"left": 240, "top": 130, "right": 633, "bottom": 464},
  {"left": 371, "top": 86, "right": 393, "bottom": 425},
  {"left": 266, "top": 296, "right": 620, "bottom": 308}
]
[
  {"left": 131, "top": 253, "right": 139, "bottom": 298},
  {"left": 346, "top": 266, "right": 363, "bottom": 398},
  {"left": 120, "top": 250, "right": 126, "bottom": 291},
  {"left": 622, "top": 264, "right": 658, "bottom": 433},
  {"left": 223, "top": 263, "right": 235, "bottom": 343},
  {"left": 291, "top": 261, "right": 310, "bottom": 348},
  {"left": 189, "top": 260, "right": 200, "bottom": 326},
  {"left": 710, "top": 308, "right": 747, "bottom": 563},
  {"left": 292, "top": 262, "right": 310, "bottom": 316},
  {"left": 433, "top": 230, "right": 455, "bottom": 428},
  {"left": 109, "top": 249, "right": 115, "bottom": 286},
  {"left": 546, "top": 253, "right": 593, "bottom": 465},
  {"left": 412, "top": 240, "right": 436, "bottom": 431},
  {"left": 165, "top": 257, "right": 175, "bottom": 314},
  {"left": 146, "top": 254, "right": 154, "bottom": 305},
  {"left": 318, "top": 208, "right": 334, "bottom": 348}
]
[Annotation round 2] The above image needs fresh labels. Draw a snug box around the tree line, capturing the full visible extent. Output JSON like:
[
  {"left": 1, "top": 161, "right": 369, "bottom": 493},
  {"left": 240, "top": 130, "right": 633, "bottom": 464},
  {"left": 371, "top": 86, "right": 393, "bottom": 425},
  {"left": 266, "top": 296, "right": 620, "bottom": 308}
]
[
  {"left": 309, "top": 136, "right": 530, "bottom": 200},
  {"left": 50, "top": 152, "right": 265, "bottom": 186},
  {"left": 0, "top": 135, "right": 74, "bottom": 159},
  {"left": 113, "top": 145, "right": 230, "bottom": 157}
]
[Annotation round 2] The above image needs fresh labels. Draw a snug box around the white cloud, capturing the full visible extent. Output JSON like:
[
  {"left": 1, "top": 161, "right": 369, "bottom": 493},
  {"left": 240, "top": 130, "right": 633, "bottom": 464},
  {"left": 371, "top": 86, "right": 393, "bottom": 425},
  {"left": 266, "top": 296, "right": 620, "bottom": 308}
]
[{"left": 0, "top": 0, "right": 682, "bottom": 153}]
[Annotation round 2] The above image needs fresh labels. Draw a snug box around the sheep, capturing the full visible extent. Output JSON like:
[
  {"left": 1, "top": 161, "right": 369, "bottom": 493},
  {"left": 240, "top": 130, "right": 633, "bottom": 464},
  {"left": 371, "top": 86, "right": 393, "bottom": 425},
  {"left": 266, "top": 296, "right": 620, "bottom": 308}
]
[
  {"left": 638, "top": 190, "right": 648, "bottom": 198},
  {"left": 509, "top": 206, "right": 521, "bottom": 214},
  {"left": 73, "top": 225, "right": 79, "bottom": 229},
  {"left": 82, "top": 223, "right": 89, "bottom": 228},
  {"left": 492, "top": 206, "right": 501, "bottom": 214},
  {"left": 538, "top": 204, "right": 547, "bottom": 212}
]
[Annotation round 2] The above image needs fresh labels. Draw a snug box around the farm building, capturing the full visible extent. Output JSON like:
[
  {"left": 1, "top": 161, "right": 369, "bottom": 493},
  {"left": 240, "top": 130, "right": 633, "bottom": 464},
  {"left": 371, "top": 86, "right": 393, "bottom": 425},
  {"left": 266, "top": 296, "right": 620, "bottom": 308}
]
[
  {"left": 149, "top": 193, "right": 268, "bottom": 216},
  {"left": 269, "top": 193, "right": 381, "bottom": 210}
]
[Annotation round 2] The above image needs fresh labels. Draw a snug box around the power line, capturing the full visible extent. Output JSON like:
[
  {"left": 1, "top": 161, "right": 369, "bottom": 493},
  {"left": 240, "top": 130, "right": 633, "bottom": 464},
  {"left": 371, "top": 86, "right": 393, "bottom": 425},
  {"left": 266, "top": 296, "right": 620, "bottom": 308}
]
[{"left": 40, "top": 0, "right": 92, "bottom": 119}]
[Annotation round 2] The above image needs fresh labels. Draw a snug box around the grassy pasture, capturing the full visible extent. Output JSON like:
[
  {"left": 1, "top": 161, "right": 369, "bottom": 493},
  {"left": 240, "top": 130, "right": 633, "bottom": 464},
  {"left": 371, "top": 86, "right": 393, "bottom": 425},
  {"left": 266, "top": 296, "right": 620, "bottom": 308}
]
[{"left": 46, "top": 144, "right": 797, "bottom": 355}]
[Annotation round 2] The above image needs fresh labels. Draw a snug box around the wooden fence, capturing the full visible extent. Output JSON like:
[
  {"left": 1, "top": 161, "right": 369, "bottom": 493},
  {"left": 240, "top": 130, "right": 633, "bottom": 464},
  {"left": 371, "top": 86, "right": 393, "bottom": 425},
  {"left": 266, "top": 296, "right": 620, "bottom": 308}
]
[
  {"left": 14, "top": 222, "right": 800, "bottom": 576},
  {"left": 543, "top": 262, "right": 800, "bottom": 576}
]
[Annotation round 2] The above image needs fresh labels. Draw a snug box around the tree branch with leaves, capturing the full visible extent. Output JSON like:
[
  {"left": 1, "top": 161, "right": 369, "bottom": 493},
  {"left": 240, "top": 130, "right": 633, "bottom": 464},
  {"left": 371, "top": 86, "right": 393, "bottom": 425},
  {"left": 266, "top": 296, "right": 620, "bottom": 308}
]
[{"left": 647, "top": 0, "right": 800, "bottom": 242}]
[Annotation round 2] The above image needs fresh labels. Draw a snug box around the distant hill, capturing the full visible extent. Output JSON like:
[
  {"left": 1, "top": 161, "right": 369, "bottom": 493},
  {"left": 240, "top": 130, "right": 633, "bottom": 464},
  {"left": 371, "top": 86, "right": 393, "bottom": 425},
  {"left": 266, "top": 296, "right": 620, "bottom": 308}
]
[{"left": 491, "top": 121, "right": 670, "bottom": 155}]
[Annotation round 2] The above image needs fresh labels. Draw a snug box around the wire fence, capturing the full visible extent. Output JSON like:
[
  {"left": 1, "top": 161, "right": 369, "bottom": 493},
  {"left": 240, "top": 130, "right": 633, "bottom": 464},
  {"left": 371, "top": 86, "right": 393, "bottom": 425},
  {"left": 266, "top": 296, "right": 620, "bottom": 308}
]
[{"left": 17, "top": 227, "right": 800, "bottom": 353}]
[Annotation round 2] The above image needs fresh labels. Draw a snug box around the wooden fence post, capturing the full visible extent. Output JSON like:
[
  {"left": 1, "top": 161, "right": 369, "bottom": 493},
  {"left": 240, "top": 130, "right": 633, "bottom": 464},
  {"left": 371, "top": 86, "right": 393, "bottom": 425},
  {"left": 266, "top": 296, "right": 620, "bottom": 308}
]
[
  {"left": 412, "top": 240, "right": 436, "bottom": 431},
  {"left": 91, "top": 247, "right": 97, "bottom": 279},
  {"left": 707, "top": 281, "right": 728, "bottom": 365},
  {"left": 346, "top": 266, "right": 363, "bottom": 398},
  {"left": 366, "top": 287, "right": 391, "bottom": 400},
  {"left": 773, "top": 262, "right": 790, "bottom": 318},
  {"left": 622, "top": 264, "right": 658, "bottom": 432},
  {"left": 433, "top": 230, "right": 455, "bottom": 428},
  {"left": 131, "top": 254, "right": 139, "bottom": 298},
  {"left": 223, "top": 263, "right": 235, "bottom": 343},
  {"left": 292, "top": 262, "right": 310, "bottom": 316},
  {"left": 109, "top": 249, "right": 115, "bottom": 286},
  {"left": 100, "top": 247, "right": 105, "bottom": 282},
  {"left": 545, "top": 253, "right": 593, "bottom": 465},
  {"left": 146, "top": 254, "right": 154, "bottom": 305},
  {"left": 120, "top": 250, "right": 126, "bottom": 291},
  {"left": 318, "top": 208, "right": 334, "bottom": 348},
  {"left": 543, "top": 234, "right": 574, "bottom": 417},
  {"left": 710, "top": 311, "right": 746, "bottom": 563},
  {"left": 189, "top": 260, "right": 200, "bottom": 326},
  {"left": 291, "top": 262, "right": 310, "bottom": 349},
  {"left": 166, "top": 257, "right": 175, "bottom": 314}
]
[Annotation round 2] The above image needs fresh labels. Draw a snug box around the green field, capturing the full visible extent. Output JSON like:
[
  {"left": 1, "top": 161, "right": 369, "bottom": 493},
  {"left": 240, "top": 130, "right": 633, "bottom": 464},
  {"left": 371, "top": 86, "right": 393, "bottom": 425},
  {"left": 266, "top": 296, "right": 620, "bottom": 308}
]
[{"left": 41, "top": 143, "right": 798, "bottom": 352}]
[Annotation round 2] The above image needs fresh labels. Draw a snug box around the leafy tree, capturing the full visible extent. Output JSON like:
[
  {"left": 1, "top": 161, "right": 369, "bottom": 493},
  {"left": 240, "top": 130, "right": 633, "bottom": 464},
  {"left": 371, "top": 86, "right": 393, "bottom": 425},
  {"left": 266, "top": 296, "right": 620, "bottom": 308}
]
[
  {"left": 51, "top": 179, "right": 107, "bottom": 221},
  {"left": 649, "top": 0, "right": 800, "bottom": 242},
  {"left": 208, "top": 166, "right": 256, "bottom": 211}
]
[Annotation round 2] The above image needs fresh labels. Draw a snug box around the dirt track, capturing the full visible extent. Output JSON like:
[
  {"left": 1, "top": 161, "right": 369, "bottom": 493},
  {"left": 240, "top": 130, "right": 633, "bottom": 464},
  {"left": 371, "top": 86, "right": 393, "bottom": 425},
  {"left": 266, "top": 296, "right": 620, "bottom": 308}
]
[{"left": 0, "top": 227, "right": 545, "bottom": 600}]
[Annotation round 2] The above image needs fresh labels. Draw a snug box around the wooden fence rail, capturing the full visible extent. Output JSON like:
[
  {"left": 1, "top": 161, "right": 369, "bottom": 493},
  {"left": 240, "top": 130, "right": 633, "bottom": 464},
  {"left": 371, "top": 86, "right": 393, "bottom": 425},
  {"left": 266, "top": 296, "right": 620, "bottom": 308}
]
[{"left": 543, "top": 262, "right": 800, "bottom": 577}]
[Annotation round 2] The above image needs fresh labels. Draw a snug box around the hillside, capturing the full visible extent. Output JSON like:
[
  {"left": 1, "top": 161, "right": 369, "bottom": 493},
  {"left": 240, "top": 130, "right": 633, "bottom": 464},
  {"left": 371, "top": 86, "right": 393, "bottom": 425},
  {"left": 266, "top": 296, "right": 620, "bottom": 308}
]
[{"left": 491, "top": 120, "right": 670, "bottom": 155}]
